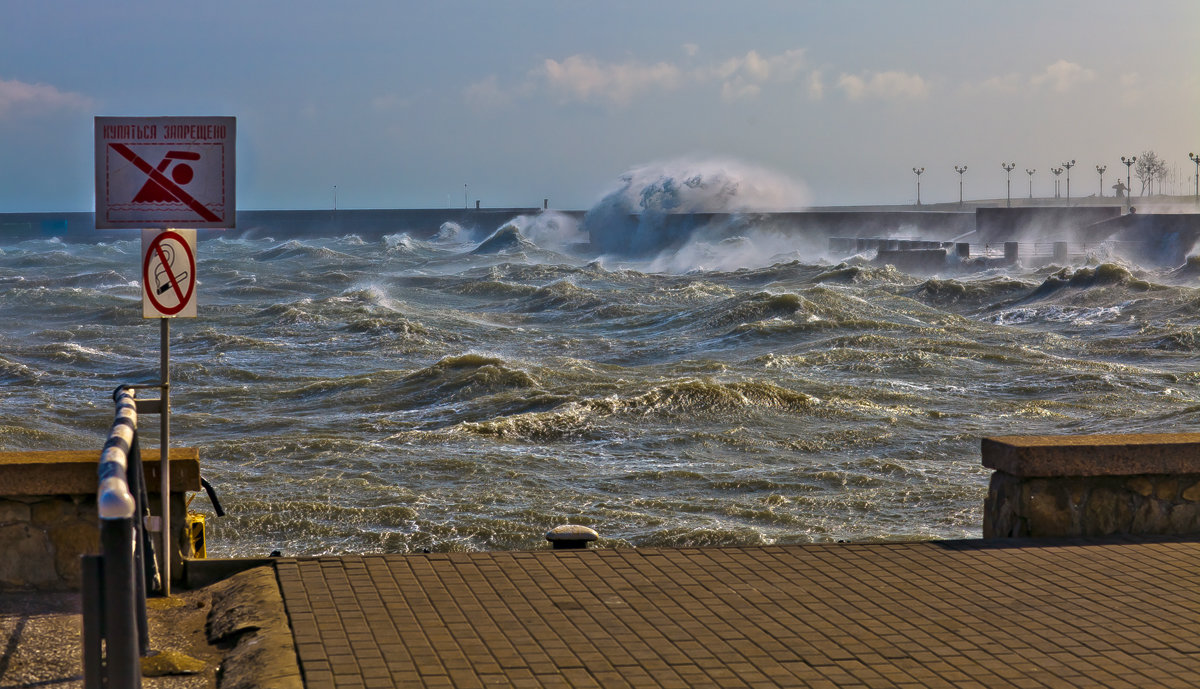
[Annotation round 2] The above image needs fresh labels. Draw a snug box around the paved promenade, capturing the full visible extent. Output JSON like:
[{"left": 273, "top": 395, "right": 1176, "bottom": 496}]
[{"left": 274, "top": 537, "right": 1200, "bottom": 688}]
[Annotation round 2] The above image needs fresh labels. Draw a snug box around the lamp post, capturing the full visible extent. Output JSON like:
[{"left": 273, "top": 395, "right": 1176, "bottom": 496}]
[
  {"left": 1095, "top": 165, "right": 1107, "bottom": 198},
  {"left": 333, "top": 185, "right": 337, "bottom": 211},
  {"left": 1001, "top": 162, "right": 1015, "bottom": 207},
  {"left": 954, "top": 165, "right": 967, "bottom": 205},
  {"left": 1062, "top": 160, "right": 1075, "bottom": 202},
  {"left": 1050, "top": 167, "right": 1064, "bottom": 198},
  {"left": 1025, "top": 168, "right": 1036, "bottom": 198},
  {"left": 913, "top": 167, "right": 924, "bottom": 206},
  {"left": 1121, "top": 156, "right": 1136, "bottom": 209},
  {"left": 464, "top": 183, "right": 469, "bottom": 209},
  {"left": 1190, "top": 152, "right": 1199, "bottom": 199}
]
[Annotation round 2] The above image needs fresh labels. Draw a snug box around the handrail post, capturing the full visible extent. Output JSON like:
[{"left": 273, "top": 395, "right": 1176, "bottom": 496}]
[
  {"left": 100, "top": 517, "right": 140, "bottom": 688},
  {"left": 87, "top": 385, "right": 145, "bottom": 688}
]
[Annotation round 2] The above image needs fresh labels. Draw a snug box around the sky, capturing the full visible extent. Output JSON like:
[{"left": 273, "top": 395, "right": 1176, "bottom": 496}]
[{"left": 2, "top": 0, "right": 1198, "bottom": 212}]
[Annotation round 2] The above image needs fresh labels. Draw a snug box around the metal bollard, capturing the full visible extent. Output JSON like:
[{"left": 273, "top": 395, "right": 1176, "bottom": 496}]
[{"left": 546, "top": 525, "right": 599, "bottom": 550}]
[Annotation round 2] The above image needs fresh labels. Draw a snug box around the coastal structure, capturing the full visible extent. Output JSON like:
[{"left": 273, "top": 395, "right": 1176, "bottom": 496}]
[{"left": 4, "top": 199, "right": 1197, "bottom": 268}]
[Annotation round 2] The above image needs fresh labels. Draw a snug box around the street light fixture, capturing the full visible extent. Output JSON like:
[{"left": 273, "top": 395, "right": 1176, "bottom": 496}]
[
  {"left": 1095, "top": 165, "right": 1107, "bottom": 198},
  {"left": 954, "top": 165, "right": 968, "bottom": 205},
  {"left": 1190, "top": 152, "right": 1199, "bottom": 199},
  {"left": 1001, "top": 162, "right": 1015, "bottom": 208},
  {"left": 913, "top": 167, "right": 925, "bottom": 206},
  {"left": 1050, "top": 167, "right": 1064, "bottom": 199},
  {"left": 1062, "top": 160, "right": 1075, "bottom": 202},
  {"left": 1025, "top": 168, "right": 1036, "bottom": 198},
  {"left": 1121, "top": 156, "right": 1136, "bottom": 208}
]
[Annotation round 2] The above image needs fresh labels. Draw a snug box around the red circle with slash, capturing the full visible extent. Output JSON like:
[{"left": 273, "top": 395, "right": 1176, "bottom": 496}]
[{"left": 143, "top": 230, "right": 196, "bottom": 316}]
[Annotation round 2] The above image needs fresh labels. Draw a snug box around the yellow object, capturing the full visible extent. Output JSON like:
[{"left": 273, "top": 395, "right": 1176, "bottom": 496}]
[{"left": 186, "top": 512, "right": 207, "bottom": 559}]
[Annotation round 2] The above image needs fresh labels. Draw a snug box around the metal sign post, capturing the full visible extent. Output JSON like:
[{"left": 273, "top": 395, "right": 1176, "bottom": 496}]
[
  {"left": 138, "top": 228, "right": 197, "bottom": 597},
  {"left": 97, "top": 116, "right": 233, "bottom": 596},
  {"left": 160, "top": 317, "right": 171, "bottom": 596}
]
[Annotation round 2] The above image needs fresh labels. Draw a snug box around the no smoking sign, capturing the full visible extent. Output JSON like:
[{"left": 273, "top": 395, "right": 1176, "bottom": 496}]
[{"left": 143, "top": 229, "right": 197, "bottom": 318}]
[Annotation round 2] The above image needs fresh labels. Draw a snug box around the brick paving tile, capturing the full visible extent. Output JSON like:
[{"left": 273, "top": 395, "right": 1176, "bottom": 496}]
[{"left": 274, "top": 538, "right": 1200, "bottom": 687}]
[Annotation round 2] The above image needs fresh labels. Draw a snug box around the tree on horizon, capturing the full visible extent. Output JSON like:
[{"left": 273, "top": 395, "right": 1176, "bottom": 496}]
[{"left": 1134, "top": 151, "right": 1168, "bottom": 196}]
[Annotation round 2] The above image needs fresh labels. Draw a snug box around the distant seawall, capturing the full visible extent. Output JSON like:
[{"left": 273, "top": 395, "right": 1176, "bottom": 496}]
[
  {"left": 0, "top": 208, "right": 978, "bottom": 247},
  {"left": 3, "top": 206, "right": 1195, "bottom": 265},
  {"left": 0, "top": 208, "right": 554, "bottom": 244}
]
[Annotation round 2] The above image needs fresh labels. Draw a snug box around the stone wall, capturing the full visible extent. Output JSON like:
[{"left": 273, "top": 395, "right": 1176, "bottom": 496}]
[
  {"left": 984, "top": 471, "right": 1200, "bottom": 538},
  {"left": 0, "top": 495, "right": 99, "bottom": 590},
  {"left": 982, "top": 433, "right": 1200, "bottom": 539},
  {"left": 0, "top": 449, "right": 200, "bottom": 591}
]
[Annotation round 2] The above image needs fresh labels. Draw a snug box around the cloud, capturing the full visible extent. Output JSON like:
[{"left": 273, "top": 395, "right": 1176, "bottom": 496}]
[
  {"left": 964, "top": 72, "right": 1022, "bottom": 95},
  {"left": 0, "top": 77, "right": 92, "bottom": 116},
  {"left": 836, "top": 70, "right": 929, "bottom": 101},
  {"left": 1030, "top": 60, "right": 1095, "bottom": 92},
  {"left": 721, "top": 81, "right": 761, "bottom": 102},
  {"left": 371, "top": 93, "right": 412, "bottom": 112},
  {"left": 463, "top": 75, "right": 514, "bottom": 111},
  {"left": 808, "top": 69, "right": 825, "bottom": 101},
  {"left": 470, "top": 47, "right": 938, "bottom": 108},
  {"left": 535, "top": 55, "right": 682, "bottom": 106},
  {"left": 1118, "top": 71, "right": 1141, "bottom": 106},
  {"left": 714, "top": 49, "right": 807, "bottom": 101}
]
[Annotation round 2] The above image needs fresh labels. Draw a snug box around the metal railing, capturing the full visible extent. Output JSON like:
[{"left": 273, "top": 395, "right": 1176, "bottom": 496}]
[{"left": 83, "top": 385, "right": 154, "bottom": 689}]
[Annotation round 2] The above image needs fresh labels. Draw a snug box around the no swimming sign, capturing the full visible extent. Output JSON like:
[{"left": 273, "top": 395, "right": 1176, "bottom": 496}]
[{"left": 95, "top": 116, "right": 235, "bottom": 229}]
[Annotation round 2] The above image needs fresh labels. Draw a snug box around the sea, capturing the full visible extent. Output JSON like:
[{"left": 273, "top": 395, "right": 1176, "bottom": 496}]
[{"left": 3, "top": 176, "right": 1199, "bottom": 558}]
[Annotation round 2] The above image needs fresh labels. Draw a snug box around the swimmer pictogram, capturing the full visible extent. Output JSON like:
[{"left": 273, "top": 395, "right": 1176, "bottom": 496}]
[{"left": 111, "top": 144, "right": 220, "bottom": 222}]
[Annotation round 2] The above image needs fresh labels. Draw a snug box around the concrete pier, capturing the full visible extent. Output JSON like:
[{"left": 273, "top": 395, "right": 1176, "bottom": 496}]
[{"left": 273, "top": 539, "right": 1200, "bottom": 688}]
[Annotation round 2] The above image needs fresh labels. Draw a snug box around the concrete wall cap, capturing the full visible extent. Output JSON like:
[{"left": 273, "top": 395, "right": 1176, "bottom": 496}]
[{"left": 983, "top": 433, "right": 1200, "bottom": 477}]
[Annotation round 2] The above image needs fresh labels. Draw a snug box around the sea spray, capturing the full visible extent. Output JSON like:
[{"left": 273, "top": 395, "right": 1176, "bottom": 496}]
[{"left": 583, "top": 159, "right": 811, "bottom": 258}]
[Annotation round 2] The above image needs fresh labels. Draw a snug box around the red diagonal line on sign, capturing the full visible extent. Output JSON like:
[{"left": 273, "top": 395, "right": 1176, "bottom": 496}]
[
  {"left": 110, "top": 143, "right": 220, "bottom": 222},
  {"left": 153, "top": 242, "right": 186, "bottom": 304}
]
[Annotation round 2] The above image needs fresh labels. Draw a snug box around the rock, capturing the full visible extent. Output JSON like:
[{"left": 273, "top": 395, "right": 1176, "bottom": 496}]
[
  {"left": 1126, "top": 477, "right": 1153, "bottom": 497},
  {"left": 0, "top": 524, "right": 56, "bottom": 588},
  {"left": 31, "top": 498, "right": 77, "bottom": 527},
  {"left": 1025, "top": 481, "right": 1073, "bottom": 537},
  {"left": 49, "top": 521, "right": 99, "bottom": 586},
  {"left": 0, "top": 499, "right": 31, "bottom": 525},
  {"left": 1154, "top": 477, "right": 1178, "bottom": 501},
  {"left": 1182, "top": 481, "right": 1200, "bottom": 502},
  {"left": 1168, "top": 504, "right": 1199, "bottom": 532},
  {"left": 1131, "top": 500, "right": 1168, "bottom": 534},
  {"left": 1083, "top": 488, "right": 1133, "bottom": 536}
]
